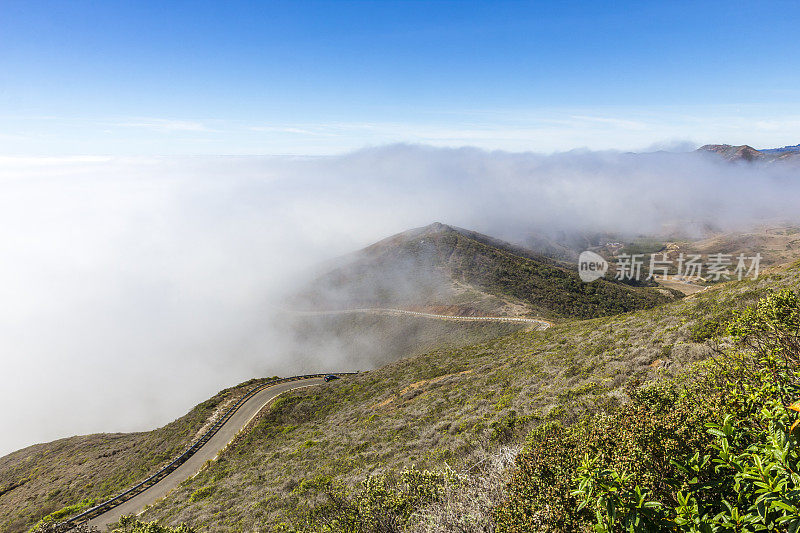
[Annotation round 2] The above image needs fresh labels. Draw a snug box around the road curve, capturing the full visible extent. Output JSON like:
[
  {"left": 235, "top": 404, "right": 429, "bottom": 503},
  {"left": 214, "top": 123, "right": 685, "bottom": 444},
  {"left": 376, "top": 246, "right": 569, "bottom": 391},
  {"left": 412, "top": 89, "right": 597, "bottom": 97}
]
[
  {"left": 69, "top": 312, "right": 545, "bottom": 528},
  {"left": 86, "top": 378, "right": 324, "bottom": 529},
  {"left": 291, "top": 308, "right": 552, "bottom": 329}
]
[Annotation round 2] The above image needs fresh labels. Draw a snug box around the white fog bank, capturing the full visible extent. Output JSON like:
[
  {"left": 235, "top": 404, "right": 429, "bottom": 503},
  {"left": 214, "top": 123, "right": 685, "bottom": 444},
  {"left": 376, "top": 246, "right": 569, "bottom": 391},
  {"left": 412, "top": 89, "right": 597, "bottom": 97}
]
[{"left": 1, "top": 145, "right": 798, "bottom": 455}]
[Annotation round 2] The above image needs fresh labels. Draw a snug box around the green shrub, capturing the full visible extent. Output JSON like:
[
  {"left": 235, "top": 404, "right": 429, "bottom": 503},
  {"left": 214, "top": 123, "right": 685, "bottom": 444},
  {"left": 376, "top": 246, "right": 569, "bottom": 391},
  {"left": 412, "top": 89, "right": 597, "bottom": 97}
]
[
  {"left": 114, "top": 516, "right": 197, "bottom": 532},
  {"left": 28, "top": 499, "right": 95, "bottom": 531},
  {"left": 689, "top": 319, "right": 724, "bottom": 342},
  {"left": 494, "top": 380, "right": 712, "bottom": 532},
  {"left": 282, "top": 466, "right": 462, "bottom": 532},
  {"left": 497, "top": 290, "right": 800, "bottom": 532},
  {"left": 188, "top": 486, "right": 214, "bottom": 502},
  {"left": 572, "top": 399, "right": 800, "bottom": 532}
]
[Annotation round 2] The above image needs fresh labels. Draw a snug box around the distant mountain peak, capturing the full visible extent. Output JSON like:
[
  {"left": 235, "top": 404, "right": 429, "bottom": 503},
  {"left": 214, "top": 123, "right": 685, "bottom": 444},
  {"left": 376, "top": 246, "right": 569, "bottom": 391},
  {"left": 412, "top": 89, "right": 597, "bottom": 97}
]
[
  {"left": 697, "top": 144, "right": 764, "bottom": 162},
  {"left": 424, "top": 221, "right": 450, "bottom": 232},
  {"left": 761, "top": 143, "right": 800, "bottom": 154},
  {"left": 697, "top": 143, "right": 800, "bottom": 162}
]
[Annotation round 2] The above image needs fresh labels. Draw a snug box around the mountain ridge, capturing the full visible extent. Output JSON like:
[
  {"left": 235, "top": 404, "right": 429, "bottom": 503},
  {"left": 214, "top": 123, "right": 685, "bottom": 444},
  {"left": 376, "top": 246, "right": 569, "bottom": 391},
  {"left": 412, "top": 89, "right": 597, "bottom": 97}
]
[
  {"left": 295, "top": 222, "right": 676, "bottom": 320},
  {"left": 697, "top": 143, "right": 800, "bottom": 162}
]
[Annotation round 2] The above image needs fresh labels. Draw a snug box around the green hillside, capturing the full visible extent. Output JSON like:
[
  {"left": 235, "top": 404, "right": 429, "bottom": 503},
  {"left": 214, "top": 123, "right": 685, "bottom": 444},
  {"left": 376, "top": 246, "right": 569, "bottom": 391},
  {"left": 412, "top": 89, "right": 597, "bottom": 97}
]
[
  {"left": 298, "top": 223, "right": 677, "bottom": 320},
  {"left": 15, "top": 228, "right": 799, "bottom": 533},
  {"left": 131, "top": 262, "right": 800, "bottom": 531},
  {"left": 0, "top": 317, "right": 520, "bottom": 533},
  {"left": 0, "top": 378, "right": 278, "bottom": 532}
]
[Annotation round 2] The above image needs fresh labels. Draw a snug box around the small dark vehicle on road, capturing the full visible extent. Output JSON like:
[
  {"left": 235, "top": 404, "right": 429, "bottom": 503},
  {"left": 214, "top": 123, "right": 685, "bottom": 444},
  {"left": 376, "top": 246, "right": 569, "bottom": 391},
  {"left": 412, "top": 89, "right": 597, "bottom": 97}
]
[{"left": 324, "top": 374, "right": 340, "bottom": 382}]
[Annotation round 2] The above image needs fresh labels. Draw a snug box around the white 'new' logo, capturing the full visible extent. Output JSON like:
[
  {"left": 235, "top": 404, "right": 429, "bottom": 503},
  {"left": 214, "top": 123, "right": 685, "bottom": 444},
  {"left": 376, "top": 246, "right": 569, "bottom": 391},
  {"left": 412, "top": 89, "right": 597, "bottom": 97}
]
[{"left": 578, "top": 251, "right": 608, "bottom": 282}]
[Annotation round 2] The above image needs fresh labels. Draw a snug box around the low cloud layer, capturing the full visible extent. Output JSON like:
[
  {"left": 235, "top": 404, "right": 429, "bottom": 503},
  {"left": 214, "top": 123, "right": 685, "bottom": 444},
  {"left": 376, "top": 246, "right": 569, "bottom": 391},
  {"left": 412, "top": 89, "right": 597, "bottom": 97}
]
[{"left": 1, "top": 145, "right": 798, "bottom": 455}]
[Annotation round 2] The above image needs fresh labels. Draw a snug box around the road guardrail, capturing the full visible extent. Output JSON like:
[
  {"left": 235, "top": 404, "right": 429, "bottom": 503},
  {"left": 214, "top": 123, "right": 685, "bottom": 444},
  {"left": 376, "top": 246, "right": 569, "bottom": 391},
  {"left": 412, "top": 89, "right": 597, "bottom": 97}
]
[{"left": 59, "top": 372, "right": 357, "bottom": 530}]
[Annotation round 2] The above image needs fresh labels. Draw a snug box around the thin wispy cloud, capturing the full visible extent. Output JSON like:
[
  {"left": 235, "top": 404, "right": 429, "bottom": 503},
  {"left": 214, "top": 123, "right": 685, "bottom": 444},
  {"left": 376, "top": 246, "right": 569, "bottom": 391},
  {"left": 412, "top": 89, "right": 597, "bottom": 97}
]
[
  {"left": 568, "top": 115, "right": 648, "bottom": 130},
  {"left": 248, "top": 125, "right": 331, "bottom": 136},
  {"left": 1, "top": 106, "right": 799, "bottom": 155},
  {"left": 118, "top": 118, "right": 213, "bottom": 132},
  {"left": 754, "top": 119, "right": 800, "bottom": 133}
]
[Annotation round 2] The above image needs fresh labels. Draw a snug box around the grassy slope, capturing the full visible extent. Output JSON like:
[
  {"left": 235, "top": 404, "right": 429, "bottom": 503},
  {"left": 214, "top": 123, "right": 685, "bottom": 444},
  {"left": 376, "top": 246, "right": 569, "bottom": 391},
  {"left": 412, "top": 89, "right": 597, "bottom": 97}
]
[
  {"left": 667, "top": 225, "right": 800, "bottom": 270},
  {"left": 0, "top": 318, "right": 518, "bottom": 533},
  {"left": 431, "top": 229, "right": 675, "bottom": 318},
  {"left": 0, "top": 378, "right": 279, "bottom": 533},
  {"left": 139, "top": 262, "right": 800, "bottom": 530},
  {"left": 301, "top": 223, "right": 675, "bottom": 320}
]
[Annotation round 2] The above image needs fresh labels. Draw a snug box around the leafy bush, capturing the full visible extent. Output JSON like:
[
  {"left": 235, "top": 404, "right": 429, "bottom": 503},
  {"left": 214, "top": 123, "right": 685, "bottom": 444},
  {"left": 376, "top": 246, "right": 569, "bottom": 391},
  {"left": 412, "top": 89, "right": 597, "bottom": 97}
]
[
  {"left": 114, "top": 516, "right": 197, "bottom": 532},
  {"left": 573, "top": 405, "right": 800, "bottom": 532},
  {"left": 689, "top": 319, "right": 725, "bottom": 342},
  {"left": 498, "top": 289, "right": 800, "bottom": 532},
  {"left": 28, "top": 499, "right": 95, "bottom": 531},
  {"left": 494, "top": 379, "right": 713, "bottom": 532},
  {"left": 281, "top": 466, "right": 463, "bottom": 532},
  {"left": 30, "top": 514, "right": 196, "bottom": 533},
  {"left": 188, "top": 486, "right": 214, "bottom": 502}
]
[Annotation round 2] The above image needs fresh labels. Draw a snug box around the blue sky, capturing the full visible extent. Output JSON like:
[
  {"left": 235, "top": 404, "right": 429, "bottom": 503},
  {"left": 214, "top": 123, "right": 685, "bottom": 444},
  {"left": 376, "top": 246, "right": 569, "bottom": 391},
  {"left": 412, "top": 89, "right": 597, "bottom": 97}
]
[{"left": 2, "top": 0, "right": 799, "bottom": 155}]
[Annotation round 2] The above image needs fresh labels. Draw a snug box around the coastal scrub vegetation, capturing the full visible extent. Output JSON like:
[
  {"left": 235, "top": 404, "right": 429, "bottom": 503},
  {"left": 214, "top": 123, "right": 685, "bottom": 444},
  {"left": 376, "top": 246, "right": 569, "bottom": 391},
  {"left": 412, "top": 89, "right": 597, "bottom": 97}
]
[{"left": 263, "top": 289, "right": 800, "bottom": 532}]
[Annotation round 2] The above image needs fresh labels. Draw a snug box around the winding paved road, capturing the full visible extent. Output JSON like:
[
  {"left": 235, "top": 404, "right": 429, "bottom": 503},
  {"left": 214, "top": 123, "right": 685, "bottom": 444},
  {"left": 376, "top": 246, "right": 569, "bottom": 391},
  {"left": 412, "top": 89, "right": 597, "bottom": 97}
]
[
  {"left": 86, "top": 378, "right": 323, "bottom": 529},
  {"left": 76, "top": 309, "right": 549, "bottom": 529},
  {"left": 292, "top": 308, "right": 552, "bottom": 329}
]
